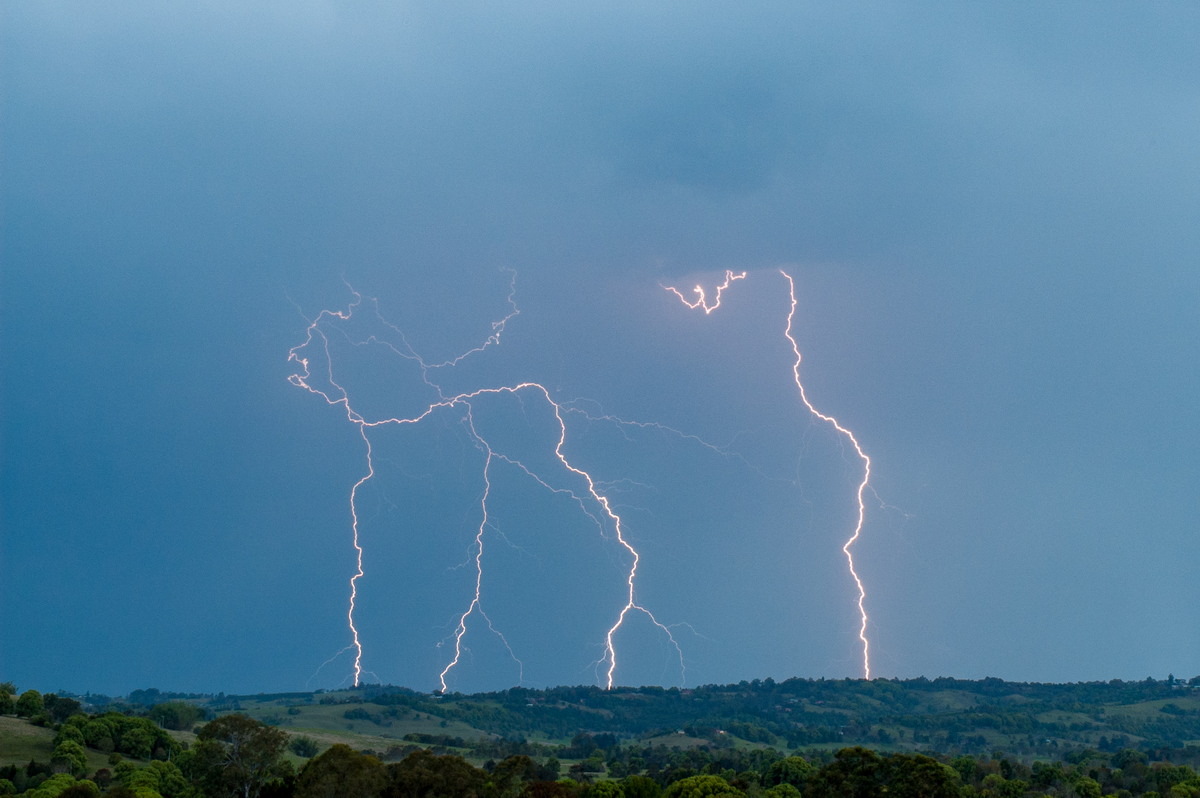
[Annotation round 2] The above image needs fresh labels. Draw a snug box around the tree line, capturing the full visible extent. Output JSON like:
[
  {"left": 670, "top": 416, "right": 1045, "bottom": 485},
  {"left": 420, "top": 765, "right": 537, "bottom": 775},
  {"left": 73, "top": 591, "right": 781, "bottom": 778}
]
[{"left": 5, "top": 680, "right": 1200, "bottom": 797}]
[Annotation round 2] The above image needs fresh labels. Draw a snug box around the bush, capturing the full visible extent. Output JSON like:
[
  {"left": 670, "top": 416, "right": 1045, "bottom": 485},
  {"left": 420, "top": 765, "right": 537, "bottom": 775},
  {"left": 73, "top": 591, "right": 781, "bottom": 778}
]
[
  {"left": 290, "top": 736, "right": 320, "bottom": 758},
  {"left": 148, "top": 701, "right": 204, "bottom": 731},
  {"left": 50, "top": 741, "right": 89, "bottom": 777},
  {"left": 15, "top": 690, "right": 44, "bottom": 718}
]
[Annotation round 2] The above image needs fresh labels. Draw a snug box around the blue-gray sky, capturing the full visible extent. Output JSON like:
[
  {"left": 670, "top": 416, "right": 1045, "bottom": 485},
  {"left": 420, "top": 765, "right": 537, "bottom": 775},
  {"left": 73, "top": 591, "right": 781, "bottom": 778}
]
[{"left": 3, "top": 2, "right": 1198, "bottom": 696}]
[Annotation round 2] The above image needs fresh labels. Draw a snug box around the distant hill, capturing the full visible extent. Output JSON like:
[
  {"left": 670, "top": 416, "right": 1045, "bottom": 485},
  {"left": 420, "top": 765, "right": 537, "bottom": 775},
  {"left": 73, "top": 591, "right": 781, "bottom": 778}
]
[
  {"left": 82, "top": 675, "right": 1200, "bottom": 761},
  {"left": 6, "top": 676, "right": 1200, "bottom": 797}
]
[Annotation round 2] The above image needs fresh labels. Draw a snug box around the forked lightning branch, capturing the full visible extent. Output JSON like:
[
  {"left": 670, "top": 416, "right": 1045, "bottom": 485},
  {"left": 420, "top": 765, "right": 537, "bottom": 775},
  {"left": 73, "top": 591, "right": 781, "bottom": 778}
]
[{"left": 288, "top": 269, "right": 874, "bottom": 689}]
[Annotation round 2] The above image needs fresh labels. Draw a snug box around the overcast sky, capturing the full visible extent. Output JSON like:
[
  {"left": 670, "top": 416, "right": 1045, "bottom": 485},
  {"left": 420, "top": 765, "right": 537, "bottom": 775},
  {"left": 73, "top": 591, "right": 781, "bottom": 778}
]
[{"left": 3, "top": 2, "right": 1198, "bottom": 696}]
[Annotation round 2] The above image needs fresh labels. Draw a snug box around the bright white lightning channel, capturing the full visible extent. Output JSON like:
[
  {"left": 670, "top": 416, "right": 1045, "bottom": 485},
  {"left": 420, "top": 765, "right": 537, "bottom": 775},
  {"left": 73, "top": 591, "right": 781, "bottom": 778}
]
[
  {"left": 288, "top": 276, "right": 683, "bottom": 690},
  {"left": 663, "top": 269, "right": 875, "bottom": 679}
]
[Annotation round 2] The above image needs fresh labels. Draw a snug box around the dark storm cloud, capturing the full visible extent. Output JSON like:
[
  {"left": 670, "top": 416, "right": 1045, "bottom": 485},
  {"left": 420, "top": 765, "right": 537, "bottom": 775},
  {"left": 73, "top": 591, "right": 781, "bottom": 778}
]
[{"left": 3, "top": 2, "right": 1198, "bottom": 693}]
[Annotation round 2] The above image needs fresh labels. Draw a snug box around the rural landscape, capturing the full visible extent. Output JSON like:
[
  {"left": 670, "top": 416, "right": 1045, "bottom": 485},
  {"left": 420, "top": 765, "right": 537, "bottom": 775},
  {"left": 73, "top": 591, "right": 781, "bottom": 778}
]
[{"left": 3, "top": 676, "right": 1200, "bottom": 796}]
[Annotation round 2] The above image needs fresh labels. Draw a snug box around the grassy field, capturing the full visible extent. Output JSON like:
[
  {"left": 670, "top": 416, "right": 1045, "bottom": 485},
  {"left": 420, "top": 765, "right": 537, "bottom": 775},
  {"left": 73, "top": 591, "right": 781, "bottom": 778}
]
[
  {"left": 224, "top": 697, "right": 492, "bottom": 751},
  {"left": 1102, "top": 694, "right": 1200, "bottom": 720},
  {"left": 0, "top": 716, "right": 110, "bottom": 772}
]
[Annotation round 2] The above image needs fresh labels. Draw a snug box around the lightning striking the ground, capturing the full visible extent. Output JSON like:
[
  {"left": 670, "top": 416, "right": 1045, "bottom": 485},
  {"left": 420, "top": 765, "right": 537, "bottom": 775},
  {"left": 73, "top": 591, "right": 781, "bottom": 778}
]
[
  {"left": 435, "top": 405, "right": 520, "bottom": 693},
  {"left": 663, "top": 269, "right": 874, "bottom": 679},
  {"left": 291, "top": 268, "right": 875, "bottom": 689},
  {"left": 288, "top": 276, "right": 682, "bottom": 690}
]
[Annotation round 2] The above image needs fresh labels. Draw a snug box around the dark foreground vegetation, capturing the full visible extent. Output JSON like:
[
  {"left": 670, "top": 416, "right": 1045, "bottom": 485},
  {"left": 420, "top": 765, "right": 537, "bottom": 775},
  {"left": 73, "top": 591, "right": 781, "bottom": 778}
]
[{"left": 2, "top": 675, "right": 1199, "bottom": 797}]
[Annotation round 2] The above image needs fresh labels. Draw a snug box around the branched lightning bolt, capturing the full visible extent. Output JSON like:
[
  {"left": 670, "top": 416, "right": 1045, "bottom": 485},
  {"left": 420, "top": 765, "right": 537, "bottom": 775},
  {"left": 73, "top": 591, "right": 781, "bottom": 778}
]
[
  {"left": 437, "top": 404, "right": 523, "bottom": 692},
  {"left": 288, "top": 294, "right": 373, "bottom": 686},
  {"left": 664, "top": 268, "right": 874, "bottom": 679},
  {"left": 289, "top": 276, "right": 682, "bottom": 690},
  {"left": 423, "top": 382, "right": 682, "bottom": 691},
  {"left": 562, "top": 399, "right": 782, "bottom": 485},
  {"left": 373, "top": 269, "right": 520, "bottom": 372},
  {"left": 661, "top": 269, "right": 747, "bottom": 314}
]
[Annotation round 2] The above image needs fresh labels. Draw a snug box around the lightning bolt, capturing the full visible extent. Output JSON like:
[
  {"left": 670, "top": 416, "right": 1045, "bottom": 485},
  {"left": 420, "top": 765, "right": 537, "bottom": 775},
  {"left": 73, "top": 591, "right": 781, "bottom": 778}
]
[
  {"left": 661, "top": 269, "right": 747, "bottom": 314},
  {"left": 437, "top": 403, "right": 523, "bottom": 692},
  {"left": 663, "top": 268, "right": 874, "bottom": 679},
  {"left": 779, "top": 270, "right": 873, "bottom": 680},
  {"left": 289, "top": 275, "right": 682, "bottom": 690},
  {"left": 287, "top": 293, "right": 373, "bottom": 686}
]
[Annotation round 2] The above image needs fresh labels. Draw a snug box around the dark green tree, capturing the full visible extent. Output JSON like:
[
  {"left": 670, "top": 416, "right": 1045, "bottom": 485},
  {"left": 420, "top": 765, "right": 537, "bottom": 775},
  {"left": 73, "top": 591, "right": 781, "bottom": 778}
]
[
  {"left": 289, "top": 736, "right": 320, "bottom": 758},
  {"left": 539, "top": 758, "right": 562, "bottom": 781},
  {"left": 190, "top": 714, "right": 292, "bottom": 798},
  {"left": 805, "top": 747, "right": 883, "bottom": 798},
  {"left": 980, "top": 772, "right": 1028, "bottom": 798},
  {"left": 294, "top": 744, "right": 385, "bottom": 798},
  {"left": 383, "top": 749, "right": 488, "bottom": 798},
  {"left": 521, "top": 782, "right": 582, "bottom": 798},
  {"left": 583, "top": 781, "right": 624, "bottom": 798},
  {"left": 620, "top": 775, "right": 661, "bottom": 798},
  {"left": 0, "top": 682, "right": 13, "bottom": 718},
  {"left": 21, "top": 773, "right": 91, "bottom": 796},
  {"left": 53, "top": 724, "right": 86, "bottom": 749},
  {"left": 81, "top": 717, "right": 118, "bottom": 753},
  {"left": 138, "top": 760, "right": 193, "bottom": 798},
  {"left": 14, "top": 689, "right": 43, "bottom": 718},
  {"left": 762, "top": 786, "right": 800, "bottom": 798},
  {"left": 490, "top": 755, "right": 542, "bottom": 798},
  {"left": 105, "top": 786, "right": 139, "bottom": 798},
  {"left": 149, "top": 701, "right": 205, "bottom": 731},
  {"left": 49, "top": 740, "right": 89, "bottom": 777},
  {"left": 661, "top": 774, "right": 744, "bottom": 798},
  {"left": 111, "top": 758, "right": 168, "bottom": 795},
  {"left": 121, "top": 726, "right": 155, "bottom": 759},
  {"left": 765, "top": 757, "right": 814, "bottom": 790},
  {"left": 42, "top": 693, "right": 82, "bottom": 723},
  {"left": 57, "top": 784, "right": 102, "bottom": 798},
  {"left": 881, "top": 753, "right": 961, "bottom": 798}
]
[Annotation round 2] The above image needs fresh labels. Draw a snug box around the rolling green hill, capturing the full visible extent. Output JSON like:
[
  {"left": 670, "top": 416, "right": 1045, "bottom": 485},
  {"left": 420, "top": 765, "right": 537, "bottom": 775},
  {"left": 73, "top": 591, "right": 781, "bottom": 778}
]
[
  {"left": 192, "top": 675, "right": 1200, "bottom": 761},
  {"left": 4, "top": 677, "right": 1200, "bottom": 797},
  {"left": 0, "top": 716, "right": 111, "bottom": 772}
]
